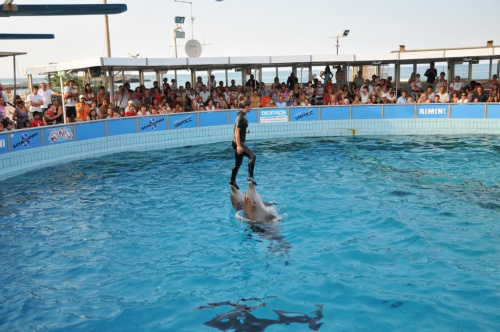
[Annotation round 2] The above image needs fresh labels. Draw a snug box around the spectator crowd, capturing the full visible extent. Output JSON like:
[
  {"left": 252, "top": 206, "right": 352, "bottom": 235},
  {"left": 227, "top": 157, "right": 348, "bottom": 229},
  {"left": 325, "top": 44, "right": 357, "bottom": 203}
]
[{"left": 1, "top": 63, "right": 499, "bottom": 132}]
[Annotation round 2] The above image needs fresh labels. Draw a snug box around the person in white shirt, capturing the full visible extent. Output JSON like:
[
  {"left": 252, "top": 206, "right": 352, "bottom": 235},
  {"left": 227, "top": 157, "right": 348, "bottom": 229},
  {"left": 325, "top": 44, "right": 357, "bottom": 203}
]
[
  {"left": 437, "top": 86, "right": 450, "bottom": 103},
  {"left": 199, "top": 85, "right": 211, "bottom": 103},
  {"left": 456, "top": 93, "right": 469, "bottom": 103},
  {"left": 27, "top": 85, "right": 44, "bottom": 119},
  {"left": 449, "top": 76, "right": 464, "bottom": 96},
  {"left": 38, "top": 82, "right": 60, "bottom": 114},
  {"left": 360, "top": 86, "right": 371, "bottom": 104}
]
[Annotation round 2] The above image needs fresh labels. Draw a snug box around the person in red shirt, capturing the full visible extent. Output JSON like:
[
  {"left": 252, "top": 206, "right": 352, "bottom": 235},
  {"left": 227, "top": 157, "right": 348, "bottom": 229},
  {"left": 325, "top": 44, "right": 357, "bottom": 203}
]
[
  {"left": 125, "top": 100, "right": 137, "bottom": 116},
  {"left": 31, "top": 113, "right": 44, "bottom": 127}
]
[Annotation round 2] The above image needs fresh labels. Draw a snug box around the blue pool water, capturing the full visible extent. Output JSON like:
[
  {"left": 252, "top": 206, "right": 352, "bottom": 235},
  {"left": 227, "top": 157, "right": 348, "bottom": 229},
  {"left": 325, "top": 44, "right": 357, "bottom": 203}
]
[{"left": 0, "top": 136, "right": 499, "bottom": 331}]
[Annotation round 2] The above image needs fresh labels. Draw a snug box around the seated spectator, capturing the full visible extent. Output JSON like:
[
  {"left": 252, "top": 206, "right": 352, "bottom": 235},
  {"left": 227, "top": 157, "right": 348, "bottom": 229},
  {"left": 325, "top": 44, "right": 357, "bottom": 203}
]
[
  {"left": 457, "top": 93, "right": 469, "bottom": 103},
  {"left": 250, "top": 89, "right": 260, "bottom": 108},
  {"left": 205, "top": 99, "right": 216, "bottom": 111},
  {"left": 137, "top": 104, "right": 150, "bottom": 116},
  {"left": 488, "top": 84, "right": 499, "bottom": 102},
  {"left": 449, "top": 76, "right": 464, "bottom": 95},
  {"left": 472, "top": 85, "right": 488, "bottom": 103},
  {"left": 360, "top": 86, "right": 371, "bottom": 104},
  {"left": 425, "top": 86, "right": 436, "bottom": 102},
  {"left": 487, "top": 74, "right": 498, "bottom": 91},
  {"left": 44, "top": 106, "right": 57, "bottom": 125},
  {"left": 417, "top": 93, "right": 431, "bottom": 103},
  {"left": 323, "top": 86, "right": 338, "bottom": 105},
  {"left": 396, "top": 91, "right": 408, "bottom": 103},
  {"left": 267, "top": 98, "right": 276, "bottom": 108},
  {"left": 125, "top": 101, "right": 137, "bottom": 116},
  {"left": 437, "top": 86, "right": 450, "bottom": 103},
  {"left": 76, "top": 95, "right": 90, "bottom": 121},
  {"left": 451, "top": 92, "right": 459, "bottom": 103},
  {"left": 407, "top": 96, "right": 414, "bottom": 103},
  {"left": 275, "top": 95, "right": 286, "bottom": 107},
  {"left": 434, "top": 95, "right": 440, "bottom": 103},
  {"left": 434, "top": 72, "right": 448, "bottom": 93},
  {"left": 352, "top": 95, "right": 362, "bottom": 105},
  {"left": 87, "top": 109, "right": 99, "bottom": 121},
  {"left": 99, "top": 99, "right": 110, "bottom": 117},
  {"left": 260, "top": 91, "right": 271, "bottom": 107}
]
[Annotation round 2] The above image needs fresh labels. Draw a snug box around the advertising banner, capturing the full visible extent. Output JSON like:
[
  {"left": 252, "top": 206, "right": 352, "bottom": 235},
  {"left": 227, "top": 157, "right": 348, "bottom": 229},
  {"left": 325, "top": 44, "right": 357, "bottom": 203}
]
[
  {"left": 10, "top": 129, "right": 42, "bottom": 152},
  {"left": 416, "top": 104, "right": 449, "bottom": 119},
  {"left": 44, "top": 125, "right": 74, "bottom": 145},
  {"left": 138, "top": 116, "right": 167, "bottom": 132},
  {"left": 290, "top": 107, "right": 319, "bottom": 122},
  {"left": 169, "top": 113, "right": 197, "bottom": 130},
  {"left": 259, "top": 108, "right": 288, "bottom": 123}
]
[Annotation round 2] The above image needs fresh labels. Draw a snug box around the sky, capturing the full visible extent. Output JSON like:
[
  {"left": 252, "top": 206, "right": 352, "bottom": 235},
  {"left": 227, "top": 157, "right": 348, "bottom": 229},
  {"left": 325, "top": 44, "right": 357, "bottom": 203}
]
[{"left": 1, "top": 0, "right": 499, "bottom": 78}]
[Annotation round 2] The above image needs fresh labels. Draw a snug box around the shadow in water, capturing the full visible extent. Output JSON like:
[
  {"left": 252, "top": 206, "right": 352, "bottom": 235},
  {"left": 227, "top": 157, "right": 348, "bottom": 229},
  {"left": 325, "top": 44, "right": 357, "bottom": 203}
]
[
  {"left": 245, "top": 221, "right": 292, "bottom": 265},
  {"left": 198, "top": 298, "right": 324, "bottom": 331}
]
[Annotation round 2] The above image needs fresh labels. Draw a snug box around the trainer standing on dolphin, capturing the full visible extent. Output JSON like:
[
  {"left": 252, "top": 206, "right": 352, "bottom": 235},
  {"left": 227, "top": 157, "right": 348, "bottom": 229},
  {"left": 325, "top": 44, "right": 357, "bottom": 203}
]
[{"left": 230, "top": 100, "right": 257, "bottom": 189}]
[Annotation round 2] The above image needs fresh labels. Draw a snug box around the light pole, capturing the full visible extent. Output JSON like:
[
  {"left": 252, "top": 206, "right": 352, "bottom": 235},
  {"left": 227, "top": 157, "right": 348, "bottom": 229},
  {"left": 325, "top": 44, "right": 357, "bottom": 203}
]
[
  {"left": 331, "top": 30, "right": 350, "bottom": 55},
  {"left": 173, "top": 16, "right": 185, "bottom": 58},
  {"left": 174, "top": 0, "right": 194, "bottom": 40}
]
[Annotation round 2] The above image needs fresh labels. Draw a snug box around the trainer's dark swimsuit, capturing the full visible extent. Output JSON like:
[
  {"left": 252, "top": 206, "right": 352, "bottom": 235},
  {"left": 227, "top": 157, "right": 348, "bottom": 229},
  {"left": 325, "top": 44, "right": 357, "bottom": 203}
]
[{"left": 230, "top": 110, "right": 256, "bottom": 187}]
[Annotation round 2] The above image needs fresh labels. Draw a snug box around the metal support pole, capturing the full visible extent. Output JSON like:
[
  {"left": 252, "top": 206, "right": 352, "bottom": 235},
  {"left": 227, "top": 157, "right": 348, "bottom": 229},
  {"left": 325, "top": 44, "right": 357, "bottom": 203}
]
[
  {"left": 60, "top": 75, "right": 67, "bottom": 124},
  {"left": 13, "top": 55, "right": 17, "bottom": 98}
]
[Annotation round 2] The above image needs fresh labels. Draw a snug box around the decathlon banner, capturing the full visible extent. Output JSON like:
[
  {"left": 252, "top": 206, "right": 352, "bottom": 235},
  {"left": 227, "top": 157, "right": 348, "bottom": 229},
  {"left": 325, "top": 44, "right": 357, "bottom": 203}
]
[
  {"left": 259, "top": 108, "right": 289, "bottom": 123},
  {"left": 10, "top": 129, "right": 42, "bottom": 152}
]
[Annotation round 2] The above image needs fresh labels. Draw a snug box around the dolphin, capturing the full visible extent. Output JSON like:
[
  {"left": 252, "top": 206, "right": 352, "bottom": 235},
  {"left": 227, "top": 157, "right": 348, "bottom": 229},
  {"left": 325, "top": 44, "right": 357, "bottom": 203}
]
[
  {"left": 230, "top": 184, "right": 245, "bottom": 211},
  {"left": 244, "top": 181, "right": 276, "bottom": 222}
]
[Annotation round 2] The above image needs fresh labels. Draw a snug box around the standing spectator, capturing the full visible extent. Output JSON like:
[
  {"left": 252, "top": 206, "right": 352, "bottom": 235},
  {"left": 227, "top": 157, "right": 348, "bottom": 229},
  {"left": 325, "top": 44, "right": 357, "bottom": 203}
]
[
  {"left": 208, "top": 75, "right": 217, "bottom": 91},
  {"left": 27, "top": 85, "right": 44, "bottom": 120},
  {"left": 320, "top": 65, "right": 333, "bottom": 88},
  {"left": 96, "top": 86, "right": 109, "bottom": 106},
  {"left": 114, "top": 85, "right": 130, "bottom": 112},
  {"left": 83, "top": 83, "right": 96, "bottom": 105},
  {"left": 424, "top": 62, "right": 437, "bottom": 85},
  {"left": 13, "top": 100, "right": 30, "bottom": 129},
  {"left": 38, "top": 82, "right": 60, "bottom": 114},
  {"left": 64, "top": 80, "right": 78, "bottom": 123},
  {"left": 335, "top": 66, "right": 344, "bottom": 86},
  {"left": 360, "top": 86, "right": 370, "bottom": 104},
  {"left": 354, "top": 70, "right": 364, "bottom": 88},
  {"left": 286, "top": 72, "right": 298, "bottom": 90},
  {"left": 0, "top": 96, "right": 6, "bottom": 121},
  {"left": 76, "top": 95, "right": 90, "bottom": 121}
]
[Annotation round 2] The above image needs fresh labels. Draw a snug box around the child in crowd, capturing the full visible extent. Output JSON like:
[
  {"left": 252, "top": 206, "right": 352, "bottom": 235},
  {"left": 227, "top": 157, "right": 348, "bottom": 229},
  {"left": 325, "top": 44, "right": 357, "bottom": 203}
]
[{"left": 31, "top": 113, "right": 43, "bottom": 127}]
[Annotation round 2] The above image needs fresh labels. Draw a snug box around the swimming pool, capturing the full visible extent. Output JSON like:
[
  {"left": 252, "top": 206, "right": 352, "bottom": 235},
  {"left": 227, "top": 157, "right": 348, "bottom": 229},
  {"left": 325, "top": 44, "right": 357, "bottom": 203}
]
[{"left": 0, "top": 135, "right": 499, "bottom": 331}]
